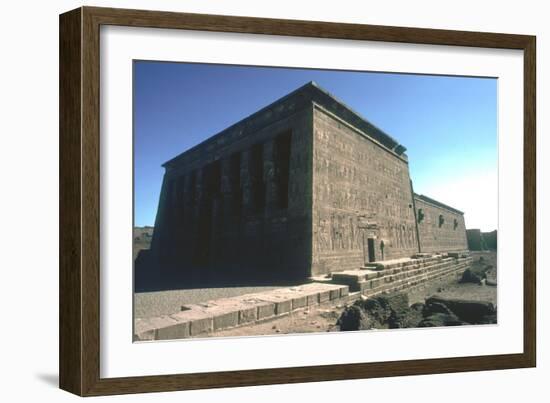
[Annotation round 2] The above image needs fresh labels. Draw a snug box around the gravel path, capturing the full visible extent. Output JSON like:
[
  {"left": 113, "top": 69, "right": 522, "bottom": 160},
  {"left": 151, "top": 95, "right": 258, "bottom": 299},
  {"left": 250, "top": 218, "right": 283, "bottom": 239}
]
[{"left": 135, "top": 285, "right": 292, "bottom": 319}]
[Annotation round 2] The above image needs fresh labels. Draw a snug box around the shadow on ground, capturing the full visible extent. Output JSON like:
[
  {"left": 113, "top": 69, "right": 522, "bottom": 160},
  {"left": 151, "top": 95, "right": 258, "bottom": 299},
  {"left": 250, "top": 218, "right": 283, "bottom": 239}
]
[{"left": 35, "top": 373, "right": 58, "bottom": 388}]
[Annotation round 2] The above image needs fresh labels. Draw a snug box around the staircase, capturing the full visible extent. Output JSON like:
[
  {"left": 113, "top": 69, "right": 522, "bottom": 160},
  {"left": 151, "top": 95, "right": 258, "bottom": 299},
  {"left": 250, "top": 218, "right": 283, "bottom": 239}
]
[{"left": 331, "top": 252, "right": 473, "bottom": 297}]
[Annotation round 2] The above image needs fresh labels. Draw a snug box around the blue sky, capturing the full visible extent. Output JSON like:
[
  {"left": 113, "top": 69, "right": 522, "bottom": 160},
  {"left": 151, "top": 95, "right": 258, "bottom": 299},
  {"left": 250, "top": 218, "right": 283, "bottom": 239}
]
[{"left": 134, "top": 61, "right": 497, "bottom": 231}]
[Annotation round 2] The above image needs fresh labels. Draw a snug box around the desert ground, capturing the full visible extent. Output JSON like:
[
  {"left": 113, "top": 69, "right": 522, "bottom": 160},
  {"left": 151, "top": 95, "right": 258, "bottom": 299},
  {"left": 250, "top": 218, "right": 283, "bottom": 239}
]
[
  {"left": 206, "top": 251, "right": 497, "bottom": 337},
  {"left": 134, "top": 250, "right": 497, "bottom": 337}
]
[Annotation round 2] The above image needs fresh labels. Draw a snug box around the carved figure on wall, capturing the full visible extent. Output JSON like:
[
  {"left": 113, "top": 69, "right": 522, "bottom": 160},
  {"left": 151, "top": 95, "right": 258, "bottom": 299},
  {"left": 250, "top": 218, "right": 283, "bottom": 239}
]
[{"left": 317, "top": 217, "right": 331, "bottom": 251}]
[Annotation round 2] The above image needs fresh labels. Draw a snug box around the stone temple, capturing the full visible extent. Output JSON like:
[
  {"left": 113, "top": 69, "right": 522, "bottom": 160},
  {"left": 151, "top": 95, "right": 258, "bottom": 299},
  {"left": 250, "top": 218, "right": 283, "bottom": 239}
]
[{"left": 137, "top": 82, "right": 468, "bottom": 285}]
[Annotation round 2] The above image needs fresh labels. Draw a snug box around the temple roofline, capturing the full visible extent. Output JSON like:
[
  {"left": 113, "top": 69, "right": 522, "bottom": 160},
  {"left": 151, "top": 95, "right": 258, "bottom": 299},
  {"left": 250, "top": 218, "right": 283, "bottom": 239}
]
[
  {"left": 162, "top": 81, "right": 406, "bottom": 169},
  {"left": 414, "top": 193, "right": 464, "bottom": 215}
]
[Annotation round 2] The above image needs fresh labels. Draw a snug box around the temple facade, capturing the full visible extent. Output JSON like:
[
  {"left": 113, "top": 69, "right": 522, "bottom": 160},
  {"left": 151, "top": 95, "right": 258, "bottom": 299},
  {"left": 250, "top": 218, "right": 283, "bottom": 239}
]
[{"left": 138, "top": 82, "right": 468, "bottom": 283}]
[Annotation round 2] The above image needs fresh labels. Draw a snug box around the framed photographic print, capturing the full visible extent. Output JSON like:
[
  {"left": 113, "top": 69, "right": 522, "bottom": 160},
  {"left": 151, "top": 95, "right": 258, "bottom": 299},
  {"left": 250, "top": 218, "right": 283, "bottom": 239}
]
[{"left": 59, "top": 6, "right": 536, "bottom": 396}]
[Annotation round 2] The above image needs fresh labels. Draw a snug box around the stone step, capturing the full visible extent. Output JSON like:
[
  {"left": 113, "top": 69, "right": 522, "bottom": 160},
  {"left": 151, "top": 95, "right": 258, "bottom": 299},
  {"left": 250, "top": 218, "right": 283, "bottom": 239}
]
[
  {"left": 364, "top": 262, "right": 470, "bottom": 297},
  {"left": 334, "top": 256, "right": 472, "bottom": 292},
  {"left": 134, "top": 282, "right": 349, "bottom": 341}
]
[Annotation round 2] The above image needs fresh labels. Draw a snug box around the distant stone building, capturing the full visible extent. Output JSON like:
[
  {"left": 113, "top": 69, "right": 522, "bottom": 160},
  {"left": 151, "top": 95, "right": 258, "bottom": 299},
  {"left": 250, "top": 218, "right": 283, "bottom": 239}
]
[
  {"left": 139, "top": 82, "right": 468, "bottom": 283},
  {"left": 467, "top": 229, "right": 497, "bottom": 251}
]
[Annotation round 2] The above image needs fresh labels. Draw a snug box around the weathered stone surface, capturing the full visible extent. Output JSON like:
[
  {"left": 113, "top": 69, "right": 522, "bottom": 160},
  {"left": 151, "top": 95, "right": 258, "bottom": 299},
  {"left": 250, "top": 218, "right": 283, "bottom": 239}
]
[
  {"left": 423, "top": 299, "right": 454, "bottom": 316},
  {"left": 425, "top": 296, "right": 497, "bottom": 325},
  {"left": 156, "top": 321, "right": 190, "bottom": 340},
  {"left": 135, "top": 283, "right": 352, "bottom": 339},
  {"left": 238, "top": 306, "right": 258, "bottom": 324},
  {"left": 339, "top": 286, "right": 349, "bottom": 298},
  {"left": 256, "top": 303, "right": 276, "bottom": 320},
  {"left": 291, "top": 295, "right": 307, "bottom": 309},
  {"left": 306, "top": 294, "right": 319, "bottom": 306},
  {"left": 337, "top": 305, "right": 369, "bottom": 331},
  {"left": 169, "top": 306, "right": 215, "bottom": 337},
  {"left": 329, "top": 288, "right": 340, "bottom": 300},
  {"left": 189, "top": 316, "right": 214, "bottom": 336},
  {"left": 136, "top": 82, "right": 469, "bottom": 289},
  {"left": 414, "top": 195, "right": 468, "bottom": 254},
  {"left": 418, "top": 313, "right": 467, "bottom": 327},
  {"left": 351, "top": 292, "right": 411, "bottom": 329},
  {"left": 212, "top": 310, "right": 239, "bottom": 331},
  {"left": 460, "top": 264, "right": 493, "bottom": 284},
  {"left": 400, "top": 302, "right": 425, "bottom": 328},
  {"left": 318, "top": 290, "right": 331, "bottom": 303}
]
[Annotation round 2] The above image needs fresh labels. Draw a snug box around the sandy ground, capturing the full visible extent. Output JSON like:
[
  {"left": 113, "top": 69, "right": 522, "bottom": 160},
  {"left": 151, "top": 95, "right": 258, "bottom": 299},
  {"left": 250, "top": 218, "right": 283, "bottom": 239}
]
[
  {"left": 207, "top": 251, "right": 498, "bottom": 338},
  {"left": 134, "top": 251, "right": 497, "bottom": 335},
  {"left": 408, "top": 251, "right": 497, "bottom": 306}
]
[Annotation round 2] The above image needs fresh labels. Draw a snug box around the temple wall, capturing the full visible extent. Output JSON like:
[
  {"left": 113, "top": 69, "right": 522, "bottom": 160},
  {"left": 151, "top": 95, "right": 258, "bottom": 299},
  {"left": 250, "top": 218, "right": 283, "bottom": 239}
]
[
  {"left": 149, "top": 104, "right": 313, "bottom": 283},
  {"left": 311, "top": 106, "right": 418, "bottom": 276},
  {"left": 414, "top": 196, "right": 468, "bottom": 253},
  {"left": 140, "top": 83, "right": 472, "bottom": 284}
]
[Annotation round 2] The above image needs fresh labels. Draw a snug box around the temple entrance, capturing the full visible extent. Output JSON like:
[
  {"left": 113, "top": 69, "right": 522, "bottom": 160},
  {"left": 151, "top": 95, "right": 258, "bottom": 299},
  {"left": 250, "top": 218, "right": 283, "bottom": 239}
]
[{"left": 367, "top": 238, "right": 375, "bottom": 262}]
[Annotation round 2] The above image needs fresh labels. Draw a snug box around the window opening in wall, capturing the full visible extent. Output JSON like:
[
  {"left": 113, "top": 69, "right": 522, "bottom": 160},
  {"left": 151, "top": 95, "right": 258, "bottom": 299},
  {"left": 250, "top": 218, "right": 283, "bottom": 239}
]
[{"left": 439, "top": 214, "right": 445, "bottom": 228}]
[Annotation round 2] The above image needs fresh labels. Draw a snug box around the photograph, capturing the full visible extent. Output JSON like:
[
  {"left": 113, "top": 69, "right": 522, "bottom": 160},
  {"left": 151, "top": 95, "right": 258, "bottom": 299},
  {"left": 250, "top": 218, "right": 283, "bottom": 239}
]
[{"left": 132, "top": 62, "right": 498, "bottom": 341}]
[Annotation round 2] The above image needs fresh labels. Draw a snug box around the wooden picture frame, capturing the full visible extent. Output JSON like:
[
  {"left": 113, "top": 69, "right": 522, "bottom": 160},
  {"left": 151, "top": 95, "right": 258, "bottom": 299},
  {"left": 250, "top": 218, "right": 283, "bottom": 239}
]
[{"left": 59, "top": 6, "right": 536, "bottom": 396}]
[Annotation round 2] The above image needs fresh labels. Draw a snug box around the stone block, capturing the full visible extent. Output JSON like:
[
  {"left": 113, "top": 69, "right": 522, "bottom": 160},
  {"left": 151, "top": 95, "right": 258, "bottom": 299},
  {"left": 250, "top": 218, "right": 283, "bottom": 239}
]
[
  {"left": 156, "top": 321, "right": 190, "bottom": 340},
  {"left": 358, "top": 281, "right": 369, "bottom": 294},
  {"left": 370, "top": 278, "right": 381, "bottom": 289},
  {"left": 291, "top": 295, "right": 307, "bottom": 309},
  {"left": 171, "top": 306, "right": 214, "bottom": 336},
  {"left": 339, "top": 286, "right": 349, "bottom": 298},
  {"left": 307, "top": 294, "right": 319, "bottom": 306},
  {"left": 134, "top": 318, "right": 159, "bottom": 341},
  {"left": 318, "top": 290, "right": 331, "bottom": 303},
  {"left": 238, "top": 306, "right": 258, "bottom": 324},
  {"left": 329, "top": 288, "right": 340, "bottom": 300},
  {"left": 189, "top": 316, "right": 214, "bottom": 336},
  {"left": 212, "top": 310, "right": 239, "bottom": 331},
  {"left": 257, "top": 302, "right": 276, "bottom": 319},
  {"left": 274, "top": 299, "right": 292, "bottom": 315}
]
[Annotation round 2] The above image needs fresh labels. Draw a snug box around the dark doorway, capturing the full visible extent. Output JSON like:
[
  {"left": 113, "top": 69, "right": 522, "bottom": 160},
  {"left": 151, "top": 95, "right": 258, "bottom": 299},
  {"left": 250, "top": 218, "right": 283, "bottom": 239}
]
[{"left": 367, "top": 238, "right": 375, "bottom": 262}]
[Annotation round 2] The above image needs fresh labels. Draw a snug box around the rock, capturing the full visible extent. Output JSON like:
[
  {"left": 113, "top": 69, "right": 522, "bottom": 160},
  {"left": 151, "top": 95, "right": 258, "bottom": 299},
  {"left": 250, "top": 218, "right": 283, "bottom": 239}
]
[
  {"left": 460, "top": 264, "right": 493, "bottom": 284},
  {"left": 356, "top": 292, "right": 411, "bottom": 329},
  {"left": 486, "top": 279, "right": 497, "bottom": 287},
  {"left": 460, "top": 268, "right": 483, "bottom": 284},
  {"left": 410, "top": 302, "right": 425, "bottom": 312},
  {"left": 399, "top": 302, "right": 424, "bottom": 328},
  {"left": 419, "top": 313, "right": 467, "bottom": 327},
  {"left": 336, "top": 305, "right": 369, "bottom": 331},
  {"left": 423, "top": 300, "right": 453, "bottom": 316},
  {"left": 425, "top": 296, "right": 497, "bottom": 324}
]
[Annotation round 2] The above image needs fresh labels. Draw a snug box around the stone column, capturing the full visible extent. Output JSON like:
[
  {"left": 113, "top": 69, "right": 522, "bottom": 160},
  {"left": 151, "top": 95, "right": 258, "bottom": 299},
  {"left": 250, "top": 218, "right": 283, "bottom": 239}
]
[
  {"left": 172, "top": 174, "right": 186, "bottom": 263},
  {"left": 220, "top": 158, "right": 233, "bottom": 222},
  {"left": 263, "top": 139, "right": 278, "bottom": 213},
  {"left": 240, "top": 149, "right": 253, "bottom": 214},
  {"left": 150, "top": 174, "right": 168, "bottom": 255},
  {"left": 190, "top": 168, "right": 203, "bottom": 269}
]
